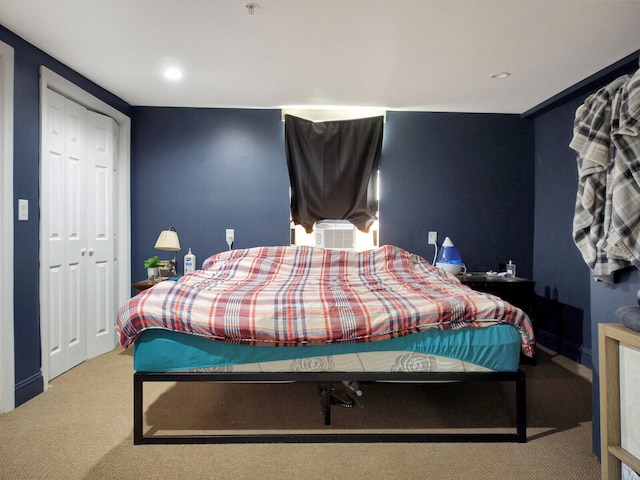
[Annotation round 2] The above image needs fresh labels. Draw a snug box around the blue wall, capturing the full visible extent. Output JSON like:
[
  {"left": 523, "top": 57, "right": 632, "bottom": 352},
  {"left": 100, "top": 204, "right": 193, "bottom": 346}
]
[
  {"left": 131, "top": 107, "right": 291, "bottom": 277},
  {"left": 131, "top": 109, "right": 535, "bottom": 279},
  {"left": 382, "top": 111, "right": 534, "bottom": 275},
  {"left": 530, "top": 54, "right": 640, "bottom": 456},
  {"left": 533, "top": 98, "right": 592, "bottom": 363},
  {"left": 0, "top": 25, "right": 132, "bottom": 406}
]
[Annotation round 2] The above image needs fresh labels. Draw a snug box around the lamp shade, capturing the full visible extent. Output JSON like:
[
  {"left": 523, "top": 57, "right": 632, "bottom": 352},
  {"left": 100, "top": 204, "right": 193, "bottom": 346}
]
[
  {"left": 435, "top": 236, "right": 463, "bottom": 274},
  {"left": 154, "top": 227, "right": 181, "bottom": 251}
]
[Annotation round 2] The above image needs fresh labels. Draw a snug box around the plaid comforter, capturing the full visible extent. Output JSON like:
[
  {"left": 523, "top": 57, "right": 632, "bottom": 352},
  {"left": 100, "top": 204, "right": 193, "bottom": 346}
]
[{"left": 117, "top": 245, "right": 535, "bottom": 356}]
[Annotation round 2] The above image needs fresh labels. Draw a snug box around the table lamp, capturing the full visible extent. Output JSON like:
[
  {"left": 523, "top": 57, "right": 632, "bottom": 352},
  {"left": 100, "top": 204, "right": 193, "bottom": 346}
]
[{"left": 154, "top": 226, "right": 180, "bottom": 274}]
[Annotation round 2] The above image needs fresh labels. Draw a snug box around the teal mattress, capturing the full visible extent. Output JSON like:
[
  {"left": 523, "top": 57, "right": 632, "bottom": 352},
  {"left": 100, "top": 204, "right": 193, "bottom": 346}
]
[{"left": 133, "top": 324, "right": 522, "bottom": 373}]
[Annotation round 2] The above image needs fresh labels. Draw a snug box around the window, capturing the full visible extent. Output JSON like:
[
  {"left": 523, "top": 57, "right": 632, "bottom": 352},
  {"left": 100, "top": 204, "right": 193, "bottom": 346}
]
[
  {"left": 290, "top": 169, "right": 380, "bottom": 252},
  {"left": 284, "top": 114, "right": 383, "bottom": 241}
]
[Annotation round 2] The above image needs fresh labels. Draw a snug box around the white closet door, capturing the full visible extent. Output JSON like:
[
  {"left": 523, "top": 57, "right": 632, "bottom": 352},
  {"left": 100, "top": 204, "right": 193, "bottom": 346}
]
[
  {"left": 42, "top": 90, "right": 88, "bottom": 379},
  {"left": 41, "top": 90, "right": 117, "bottom": 380},
  {"left": 85, "top": 111, "right": 116, "bottom": 359}
]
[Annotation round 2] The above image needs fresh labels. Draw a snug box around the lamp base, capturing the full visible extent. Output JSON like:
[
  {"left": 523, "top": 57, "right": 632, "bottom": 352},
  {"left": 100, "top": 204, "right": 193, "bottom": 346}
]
[{"left": 170, "top": 255, "right": 178, "bottom": 276}]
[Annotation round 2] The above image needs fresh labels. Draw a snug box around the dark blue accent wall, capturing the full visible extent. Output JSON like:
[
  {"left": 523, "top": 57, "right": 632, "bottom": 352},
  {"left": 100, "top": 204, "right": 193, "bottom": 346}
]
[
  {"left": 132, "top": 109, "right": 535, "bottom": 280},
  {"left": 533, "top": 98, "right": 592, "bottom": 362},
  {"left": 531, "top": 53, "right": 639, "bottom": 457},
  {"left": 0, "top": 25, "right": 132, "bottom": 406},
  {"left": 382, "top": 112, "right": 534, "bottom": 276},
  {"left": 131, "top": 107, "right": 291, "bottom": 277}
]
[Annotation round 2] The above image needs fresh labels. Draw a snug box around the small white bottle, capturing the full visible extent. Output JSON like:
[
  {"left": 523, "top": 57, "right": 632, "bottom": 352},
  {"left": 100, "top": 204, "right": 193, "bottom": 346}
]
[
  {"left": 506, "top": 260, "right": 516, "bottom": 277},
  {"left": 184, "top": 248, "right": 196, "bottom": 274}
]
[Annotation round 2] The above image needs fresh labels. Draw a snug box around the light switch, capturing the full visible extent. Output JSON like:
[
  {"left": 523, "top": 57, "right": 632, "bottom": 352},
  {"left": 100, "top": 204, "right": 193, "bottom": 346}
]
[{"left": 18, "top": 199, "right": 28, "bottom": 221}]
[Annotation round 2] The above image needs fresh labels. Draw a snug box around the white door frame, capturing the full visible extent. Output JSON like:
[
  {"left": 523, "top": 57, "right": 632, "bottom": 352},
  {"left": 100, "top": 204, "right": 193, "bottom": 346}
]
[
  {"left": 0, "top": 41, "right": 15, "bottom": 413},
  {"left": 39, "top": 67, "right": 131, "bottom": 390}
]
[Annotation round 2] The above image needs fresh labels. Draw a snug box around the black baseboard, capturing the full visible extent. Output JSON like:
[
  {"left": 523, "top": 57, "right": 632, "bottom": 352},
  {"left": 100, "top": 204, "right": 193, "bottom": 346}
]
[
  {"left": 534, "top": 295, "right": 592, "bottom": 368},
  {"left": 14, "top": 372, "right": 43, "bottom": 407},
  {"left": 536, "top": 329, "right": 592, "bottom": 368}
]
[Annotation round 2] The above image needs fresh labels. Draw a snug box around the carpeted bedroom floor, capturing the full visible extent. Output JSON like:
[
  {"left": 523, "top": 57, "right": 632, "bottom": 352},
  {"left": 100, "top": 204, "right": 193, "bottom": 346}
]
[{"left": 0, "top": 347, "right": 600, "bottom": 480}]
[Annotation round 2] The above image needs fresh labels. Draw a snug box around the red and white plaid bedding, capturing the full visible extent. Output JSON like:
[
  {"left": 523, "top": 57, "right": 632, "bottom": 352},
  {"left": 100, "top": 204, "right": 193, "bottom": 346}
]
[{"left": 117, "top": 245, "right": 535, "bottom": 356}]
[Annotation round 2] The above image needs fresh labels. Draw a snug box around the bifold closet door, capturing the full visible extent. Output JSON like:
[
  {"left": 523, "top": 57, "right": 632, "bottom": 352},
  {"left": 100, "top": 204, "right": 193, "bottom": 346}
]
[
  {"left": 84, "top": 109, "right": 117, "bottom": 360},
  {"left": 41, "top": 89, "right": 116, "bottom": 380}
]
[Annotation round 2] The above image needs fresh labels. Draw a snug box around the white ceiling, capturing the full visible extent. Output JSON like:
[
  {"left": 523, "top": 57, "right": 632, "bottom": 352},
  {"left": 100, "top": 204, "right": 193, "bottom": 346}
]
[{"left": 1, "top": 0, "right": 639, "bottom": 113}]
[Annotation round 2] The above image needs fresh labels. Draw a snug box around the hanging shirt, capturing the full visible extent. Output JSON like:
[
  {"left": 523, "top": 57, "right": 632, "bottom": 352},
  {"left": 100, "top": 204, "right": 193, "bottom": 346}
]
[
  {"left": 600, "top": 70, "right": 640, "bottom": 267},
  {"left": 570, "top": 74, "right": 630, "bottom": 282}
]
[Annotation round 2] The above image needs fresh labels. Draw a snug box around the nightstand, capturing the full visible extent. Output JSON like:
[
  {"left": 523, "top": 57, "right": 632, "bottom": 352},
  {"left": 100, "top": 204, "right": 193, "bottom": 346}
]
[
  {"left": 131, "top": 279, "right": 158, "bottom": 296},
  {"left": 457, "top": 274, "right": 535, "bottom": 318},
  {"left": 458, "top": 273, "right": 537, "bottom": 364}
]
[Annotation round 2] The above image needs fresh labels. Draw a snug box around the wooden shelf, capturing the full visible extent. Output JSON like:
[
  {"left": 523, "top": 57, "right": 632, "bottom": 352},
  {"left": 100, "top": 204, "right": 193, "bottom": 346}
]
[{"left": 599, "top": 323, "right": 640, "bottom": 479}]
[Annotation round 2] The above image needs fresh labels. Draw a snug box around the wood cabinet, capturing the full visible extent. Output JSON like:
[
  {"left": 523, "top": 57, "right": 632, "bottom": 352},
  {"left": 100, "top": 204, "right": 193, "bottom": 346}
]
[
  {"left": 131, "top": 279, "right": 157, "bottom": 296},
  {"left": 599, "top": 323, "right": 640, "bottom": 480},
  {"left": 458, "top": 274, "right": 537, "bottom": 364},
  {"left": 457, "top": 274, "right": 535, "bottom": 318}
]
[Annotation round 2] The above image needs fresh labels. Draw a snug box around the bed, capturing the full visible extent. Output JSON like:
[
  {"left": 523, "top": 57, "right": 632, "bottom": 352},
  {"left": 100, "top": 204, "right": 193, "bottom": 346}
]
[{"left": 117, "top": 245, "right": 535, "bottom": 444}]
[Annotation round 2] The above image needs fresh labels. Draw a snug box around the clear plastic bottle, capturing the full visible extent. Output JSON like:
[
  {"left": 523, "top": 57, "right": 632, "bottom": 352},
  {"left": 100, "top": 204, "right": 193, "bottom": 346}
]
[
  {"left": 506, "top": 260, "right": 516, "bottom": 277},
  {"left": 184, "top": 248, "right": 196, "bottom": 274}
]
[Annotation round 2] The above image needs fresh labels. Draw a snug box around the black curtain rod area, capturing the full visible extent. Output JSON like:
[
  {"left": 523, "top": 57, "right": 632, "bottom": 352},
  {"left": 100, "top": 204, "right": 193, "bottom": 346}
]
[{"left": 522, "top": 50, "right": 640, "bottom": 119}]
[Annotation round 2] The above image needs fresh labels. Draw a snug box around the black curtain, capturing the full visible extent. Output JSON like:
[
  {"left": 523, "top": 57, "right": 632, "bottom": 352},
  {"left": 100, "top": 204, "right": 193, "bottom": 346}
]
[{"left": 285, "top": 114, "right": 383, "bottom": 234}]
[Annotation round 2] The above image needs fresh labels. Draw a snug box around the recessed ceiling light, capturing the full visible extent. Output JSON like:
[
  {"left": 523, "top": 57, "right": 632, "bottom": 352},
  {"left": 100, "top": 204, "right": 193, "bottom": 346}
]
[
  {"left": 491, "top": 72, "right": 511, "bottom": 79},
  {"left": 164, "top": 67, "right": 183, "bottom": 81}
]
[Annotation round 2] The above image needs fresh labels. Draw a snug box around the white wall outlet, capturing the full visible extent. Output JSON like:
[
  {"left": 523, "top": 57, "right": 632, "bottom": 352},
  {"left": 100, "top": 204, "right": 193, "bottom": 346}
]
[
  {"left": 226, "top": 228, "right": 235, "bottom": 247},
  {"left": 428, "top": 231, "right": 437, "bottom": 245},
  {"left": 18, "top": 199, "right": 28, "bottom": 221}
]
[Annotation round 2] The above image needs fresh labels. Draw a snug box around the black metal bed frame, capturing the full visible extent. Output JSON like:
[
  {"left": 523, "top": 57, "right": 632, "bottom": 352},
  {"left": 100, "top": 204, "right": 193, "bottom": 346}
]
[{"left": 133, "top": 369, "right": 526, "bottom": 444}]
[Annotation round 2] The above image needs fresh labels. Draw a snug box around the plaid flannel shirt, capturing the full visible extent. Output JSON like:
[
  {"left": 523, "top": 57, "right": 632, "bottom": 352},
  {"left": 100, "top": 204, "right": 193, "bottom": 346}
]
[
  {"left": 569, "top": 75, "right": 630, "bottom": 282},
  {"left": 601, "top": 70, "right": 640, "bottom": 268}
]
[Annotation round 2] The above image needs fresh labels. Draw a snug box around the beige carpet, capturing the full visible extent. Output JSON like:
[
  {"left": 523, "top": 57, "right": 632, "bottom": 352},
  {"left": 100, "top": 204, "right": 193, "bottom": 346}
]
[{"left": 0, "top": 347, "right": 600, "bottom": 480}]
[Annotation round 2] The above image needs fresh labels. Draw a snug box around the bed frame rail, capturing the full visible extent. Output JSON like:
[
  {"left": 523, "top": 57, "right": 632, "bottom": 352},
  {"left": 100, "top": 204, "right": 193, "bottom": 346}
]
[{"left": 133, "top": 370, "right": 526, "bottom": 444}]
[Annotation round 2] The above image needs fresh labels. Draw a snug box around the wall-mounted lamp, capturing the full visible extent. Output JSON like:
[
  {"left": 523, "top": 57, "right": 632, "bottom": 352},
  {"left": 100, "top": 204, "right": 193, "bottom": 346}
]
[{"left": 154, "top": 226, "right": 181, "bottom": 273}]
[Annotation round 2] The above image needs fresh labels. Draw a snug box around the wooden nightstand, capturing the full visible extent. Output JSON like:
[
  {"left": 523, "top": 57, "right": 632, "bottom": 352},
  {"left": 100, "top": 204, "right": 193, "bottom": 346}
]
[
  {"left": 131, "top": 279, "right": 158, "bottom": 296},
  {"left": 457, "top": 273, "right": 536, "bottom": 365},
  {"left": 458, "top": 273, "right": 537, "bottom": 364},
  {"left": 457, "top": 274, "right": 535, "bottom": 318}
]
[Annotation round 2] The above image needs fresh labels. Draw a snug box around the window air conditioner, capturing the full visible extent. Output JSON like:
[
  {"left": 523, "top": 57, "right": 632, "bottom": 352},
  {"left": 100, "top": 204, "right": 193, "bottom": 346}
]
[{"left": 314, "top": 220, "right": 355, "bottom": 251}]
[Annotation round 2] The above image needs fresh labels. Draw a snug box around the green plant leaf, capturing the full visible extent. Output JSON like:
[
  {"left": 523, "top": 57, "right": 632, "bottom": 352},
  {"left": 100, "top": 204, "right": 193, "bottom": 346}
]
[{"left": 144, "top": 255, "right": 160, "bottom": 268}]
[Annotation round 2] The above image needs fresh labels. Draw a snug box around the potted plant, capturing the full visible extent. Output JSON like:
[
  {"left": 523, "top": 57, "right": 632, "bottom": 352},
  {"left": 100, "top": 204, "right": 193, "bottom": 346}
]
[{"left": 144, "top": 255, "right": 160, "bottom": 280}]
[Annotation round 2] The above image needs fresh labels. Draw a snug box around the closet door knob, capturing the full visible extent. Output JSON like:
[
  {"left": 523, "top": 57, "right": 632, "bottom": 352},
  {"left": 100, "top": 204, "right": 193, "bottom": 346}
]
[
  {"left": 88, "top": 248, "right": 95, "bottom": 256},
  {"left": 81, "top": 248, "right": 87, "bottom": 256}
]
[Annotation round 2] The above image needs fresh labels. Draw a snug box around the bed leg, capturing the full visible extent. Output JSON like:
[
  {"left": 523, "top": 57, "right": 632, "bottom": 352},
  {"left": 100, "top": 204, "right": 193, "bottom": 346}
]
[
  {"left": 324, "top": 381, "right": 332, "bottom": 425},
  {"left": 516, "top": 370, "right": 527, "bottom": 443},
  {"left": 134, "top": 373, "right": 143, "bottom": 445}
]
